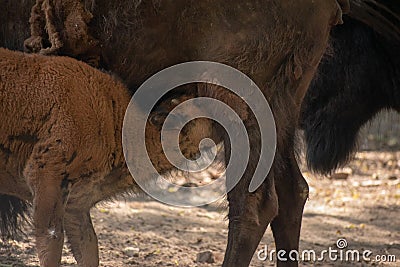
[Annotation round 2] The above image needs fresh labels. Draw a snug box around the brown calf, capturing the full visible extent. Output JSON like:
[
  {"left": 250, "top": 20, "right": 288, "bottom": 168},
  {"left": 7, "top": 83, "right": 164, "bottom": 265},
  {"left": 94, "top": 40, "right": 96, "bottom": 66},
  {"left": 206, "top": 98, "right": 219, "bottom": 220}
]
[{"left": 0, "top": 47, "right": 210, "bottom": 266}]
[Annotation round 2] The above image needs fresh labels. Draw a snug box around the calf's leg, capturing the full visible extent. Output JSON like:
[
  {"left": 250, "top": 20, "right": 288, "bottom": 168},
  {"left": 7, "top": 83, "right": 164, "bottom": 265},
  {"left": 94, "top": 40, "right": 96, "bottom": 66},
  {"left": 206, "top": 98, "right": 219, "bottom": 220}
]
[
  {"left": 64, "top": 209, "right": 99, "bottom": 267},
  {"left": 24, "top": 144, "right": 70, "bottom": 267}
]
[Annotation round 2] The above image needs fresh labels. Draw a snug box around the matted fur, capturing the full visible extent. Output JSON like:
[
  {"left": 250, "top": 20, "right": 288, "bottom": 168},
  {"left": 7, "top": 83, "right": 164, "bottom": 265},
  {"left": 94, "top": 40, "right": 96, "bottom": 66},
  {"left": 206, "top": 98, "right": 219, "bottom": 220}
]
[{"left": 24, "top": 0, "right": 100, "bottom": 65}]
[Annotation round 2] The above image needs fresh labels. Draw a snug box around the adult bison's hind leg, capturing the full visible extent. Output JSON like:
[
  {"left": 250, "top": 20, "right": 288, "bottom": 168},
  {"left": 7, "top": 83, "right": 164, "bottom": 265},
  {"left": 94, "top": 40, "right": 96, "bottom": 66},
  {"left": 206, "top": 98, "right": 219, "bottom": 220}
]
[
  {"left": 64, "top": 209, "right": 99, "bottom": 267},
  {"left": 271, "top": 150, "right": 309, "bottom": 266}
]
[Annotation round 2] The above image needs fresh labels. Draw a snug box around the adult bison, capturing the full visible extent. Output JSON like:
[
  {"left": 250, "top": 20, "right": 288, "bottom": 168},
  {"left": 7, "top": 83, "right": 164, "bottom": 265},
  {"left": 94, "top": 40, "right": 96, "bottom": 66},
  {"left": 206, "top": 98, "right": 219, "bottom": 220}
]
[{"left": 2, "top": 0, "right": 350, "bottom": 266}]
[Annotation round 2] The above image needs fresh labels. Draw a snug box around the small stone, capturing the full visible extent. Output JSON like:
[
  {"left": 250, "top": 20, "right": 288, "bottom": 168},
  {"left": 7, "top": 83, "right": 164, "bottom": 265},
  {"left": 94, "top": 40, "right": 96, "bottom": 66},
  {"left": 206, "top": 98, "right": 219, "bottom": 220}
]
[
  {"left": 123, "top": 247, "right": 140, "bottom": 257},
  {"left": 330, "top": 172, "right": 349, "bottom": 180},
  {"left": 196, "top": 250, "right": 215, "bottom": 263},
  {"left": 360, "top": 180, "right": 382, "bottom": 187}
]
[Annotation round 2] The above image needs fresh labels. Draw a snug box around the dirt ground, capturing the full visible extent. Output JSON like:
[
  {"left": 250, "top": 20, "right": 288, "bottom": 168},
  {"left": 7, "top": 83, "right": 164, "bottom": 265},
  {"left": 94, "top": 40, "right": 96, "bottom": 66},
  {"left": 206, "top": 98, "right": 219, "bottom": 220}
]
[{"left": 1, "top": 114, "right": 400, "bottom": 267}]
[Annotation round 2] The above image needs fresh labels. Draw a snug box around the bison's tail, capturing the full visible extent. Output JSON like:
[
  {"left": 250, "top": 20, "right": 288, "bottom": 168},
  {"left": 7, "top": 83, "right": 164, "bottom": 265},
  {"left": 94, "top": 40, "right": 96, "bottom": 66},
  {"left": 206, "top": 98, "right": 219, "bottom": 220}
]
[{"left": 0, "top": 194, "right": 30, "bottom": 240}]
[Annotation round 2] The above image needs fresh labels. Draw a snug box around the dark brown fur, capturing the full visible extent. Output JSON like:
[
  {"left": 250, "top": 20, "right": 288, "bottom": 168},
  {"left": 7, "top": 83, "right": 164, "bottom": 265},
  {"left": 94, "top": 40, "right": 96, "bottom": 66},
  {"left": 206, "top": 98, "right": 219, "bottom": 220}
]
[
  {"left": 24, "top": 0, "right": 100, "bottom": 65},
  {"left": 0, "top": 0, "right": 34, "bottom": 50}
]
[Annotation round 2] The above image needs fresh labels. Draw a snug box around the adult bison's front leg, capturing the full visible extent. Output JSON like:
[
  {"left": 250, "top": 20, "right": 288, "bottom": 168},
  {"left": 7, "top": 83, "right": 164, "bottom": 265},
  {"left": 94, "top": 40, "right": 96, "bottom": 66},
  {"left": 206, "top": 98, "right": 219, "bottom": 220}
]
[
  {"left": 224, "top": 179, "right": 278, "bottom": 267},
  {"left": 222, "top": 126, "right": 279, "bottom": 267},
  {"left": 271, "top": 150, "right": 309, "bottom": 267},
  {"left": 220, "top": 1, "right": 350, "bottom": 264}
]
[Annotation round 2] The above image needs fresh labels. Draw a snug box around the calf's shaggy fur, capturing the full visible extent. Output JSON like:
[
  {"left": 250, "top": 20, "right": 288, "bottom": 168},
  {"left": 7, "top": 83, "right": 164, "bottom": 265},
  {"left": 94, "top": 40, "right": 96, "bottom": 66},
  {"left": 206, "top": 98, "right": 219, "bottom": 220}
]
[
  {"left": 0, "top": 47, "right": 131, "bottom": 266},
  {"left": 0, "top": 47, "right": 210, "bottom": 266}
]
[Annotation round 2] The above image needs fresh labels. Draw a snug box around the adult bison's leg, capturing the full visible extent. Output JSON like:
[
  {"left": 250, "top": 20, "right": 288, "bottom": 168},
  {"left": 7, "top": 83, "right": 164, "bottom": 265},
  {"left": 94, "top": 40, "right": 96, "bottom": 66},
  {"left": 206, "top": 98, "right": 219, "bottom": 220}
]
[
  {"left": 65, "top": 209, "right": 99, "bottom": 267},
  {"left": 222, "top": 127, "right": 279, "bottom": 267},
  {"left": 24, "top": 142, "right": 71, "bottom": 267},
  {"left": 271, "top": 150, "right": 309, "bottom": 267},
  {"left": 224, "top": 179, "right": 278, "bottom": 267}
]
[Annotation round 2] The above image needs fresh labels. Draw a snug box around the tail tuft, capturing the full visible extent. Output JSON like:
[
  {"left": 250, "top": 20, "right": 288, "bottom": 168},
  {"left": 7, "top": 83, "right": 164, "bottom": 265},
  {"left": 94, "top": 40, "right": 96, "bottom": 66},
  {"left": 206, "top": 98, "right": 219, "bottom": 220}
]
[{"left": 0, "top": 194, "right": 30, "bottom": 240}]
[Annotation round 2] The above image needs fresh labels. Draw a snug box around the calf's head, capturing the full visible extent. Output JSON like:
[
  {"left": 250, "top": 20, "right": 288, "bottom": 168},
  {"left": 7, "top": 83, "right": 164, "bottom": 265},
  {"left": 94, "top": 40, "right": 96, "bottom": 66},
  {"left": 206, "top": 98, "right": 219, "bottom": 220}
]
[{"left": 144, "top": 93, "right": 219, "bottom": 176}]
